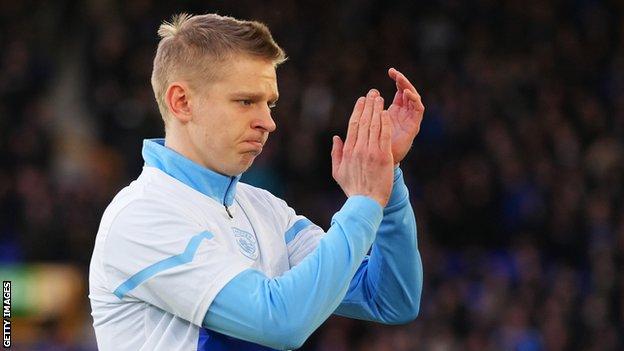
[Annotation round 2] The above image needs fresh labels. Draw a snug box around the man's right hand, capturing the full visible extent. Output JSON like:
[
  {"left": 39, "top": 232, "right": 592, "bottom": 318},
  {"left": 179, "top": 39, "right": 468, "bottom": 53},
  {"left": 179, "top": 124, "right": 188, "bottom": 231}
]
[{"left": 331, "top": 89, "right": 394, "bottom": 207}]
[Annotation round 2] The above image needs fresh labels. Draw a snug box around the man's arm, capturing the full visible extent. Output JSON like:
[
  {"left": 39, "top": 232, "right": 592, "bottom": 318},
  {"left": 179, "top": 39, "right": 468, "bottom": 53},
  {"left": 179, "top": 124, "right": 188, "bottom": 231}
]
[
  {"left": 203, "top": 90, "right": 395, "bottom": 350},
  {"left": 332, "top": 69, "right": 425, "bottom": 323},
  {"left": 335, "top": 166, "right": 422, "bottom": 323},
  {"left": 204, "top": 196, "right": 381, "bottom": 350}
]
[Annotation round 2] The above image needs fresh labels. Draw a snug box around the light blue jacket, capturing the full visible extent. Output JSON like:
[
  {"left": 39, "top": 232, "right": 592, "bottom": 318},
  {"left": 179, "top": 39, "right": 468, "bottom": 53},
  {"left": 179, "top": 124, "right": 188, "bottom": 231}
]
[{"left": 143, "top": 139, "right": 423, "bottom": 350}]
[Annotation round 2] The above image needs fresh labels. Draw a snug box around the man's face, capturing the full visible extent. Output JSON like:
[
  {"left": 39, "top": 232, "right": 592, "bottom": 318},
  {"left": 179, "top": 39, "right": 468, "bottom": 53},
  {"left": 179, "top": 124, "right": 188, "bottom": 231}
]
[{"left": 188, "top": 55, "right": 278, "bottom": 176}]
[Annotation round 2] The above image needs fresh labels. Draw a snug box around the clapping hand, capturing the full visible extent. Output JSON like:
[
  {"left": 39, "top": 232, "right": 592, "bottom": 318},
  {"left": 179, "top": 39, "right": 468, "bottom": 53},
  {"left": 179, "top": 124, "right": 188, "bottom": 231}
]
[
  {"left": 386, "top": 68, "right": 425, "bottom": 165},
  {"left": 331, "top": 90, "right": 394, "bottom": 207}
]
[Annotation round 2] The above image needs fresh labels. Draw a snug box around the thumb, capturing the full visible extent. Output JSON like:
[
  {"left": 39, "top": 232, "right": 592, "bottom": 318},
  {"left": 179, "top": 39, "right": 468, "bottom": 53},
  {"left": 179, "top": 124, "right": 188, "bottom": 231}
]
[{"left": 331, "top": 135, "right": 343, "bottom": 176}]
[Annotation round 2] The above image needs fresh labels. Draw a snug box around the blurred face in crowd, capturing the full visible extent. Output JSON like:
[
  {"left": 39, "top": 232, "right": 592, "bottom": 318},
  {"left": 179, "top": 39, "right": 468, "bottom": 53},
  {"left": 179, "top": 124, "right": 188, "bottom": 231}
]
[{"left": 167, "top": 54, "right": 278, "bottom": 176}]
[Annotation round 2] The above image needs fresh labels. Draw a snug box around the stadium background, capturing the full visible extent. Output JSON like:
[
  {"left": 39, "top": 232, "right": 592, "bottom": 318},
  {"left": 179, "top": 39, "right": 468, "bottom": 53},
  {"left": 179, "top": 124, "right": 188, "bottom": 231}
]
[{"left": 1, "top": 0, "right": 623, "bottom": 349}]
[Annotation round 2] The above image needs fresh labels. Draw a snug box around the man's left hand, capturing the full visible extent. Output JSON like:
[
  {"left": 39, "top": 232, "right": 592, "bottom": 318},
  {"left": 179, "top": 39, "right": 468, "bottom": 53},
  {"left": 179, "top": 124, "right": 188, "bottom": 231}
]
[{"left": 387, "top": 68, "right": 425, "bottom": 165}]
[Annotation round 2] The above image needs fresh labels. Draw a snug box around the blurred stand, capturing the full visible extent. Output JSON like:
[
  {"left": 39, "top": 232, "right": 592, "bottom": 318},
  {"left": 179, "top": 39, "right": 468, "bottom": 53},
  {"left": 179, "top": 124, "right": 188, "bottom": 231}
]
[{"left": 0, "top": 264, "right": 96, "bottom": 350}]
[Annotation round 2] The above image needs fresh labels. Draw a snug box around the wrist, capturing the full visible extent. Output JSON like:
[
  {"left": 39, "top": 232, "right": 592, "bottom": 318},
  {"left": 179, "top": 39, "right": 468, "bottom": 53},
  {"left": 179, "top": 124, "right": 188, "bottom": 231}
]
[
  {"left": 386, "top": 167, "right": 409, "bottom": 211},
  {"left": 345, "top": 195, "right": 385, "bottom": 219},
  {"left": 371, "top": 195, "right": 389, "bottom": 208},
  {"left": 350, "top": 193, "right": 388, "bottom": 208}
]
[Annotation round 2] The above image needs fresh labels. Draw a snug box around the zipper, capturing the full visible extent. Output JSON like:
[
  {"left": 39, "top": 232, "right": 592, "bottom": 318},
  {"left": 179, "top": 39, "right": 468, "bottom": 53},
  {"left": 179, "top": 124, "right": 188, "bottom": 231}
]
[
  {"left": 224, "top": 206, "right": 233, "bottom": 218},
  {"left": 224, "top": 176, "right": 235, "bottom": 219}
]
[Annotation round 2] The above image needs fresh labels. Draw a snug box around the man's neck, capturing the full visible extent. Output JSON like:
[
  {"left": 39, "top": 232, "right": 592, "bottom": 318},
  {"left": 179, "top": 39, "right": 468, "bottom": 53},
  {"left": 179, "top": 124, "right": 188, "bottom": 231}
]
[
  {"left": 165, "top": 128, "right": 204, "bottom": 166},
  {"left": 164, "top": 129, "right": 232, "bottom": 177}
]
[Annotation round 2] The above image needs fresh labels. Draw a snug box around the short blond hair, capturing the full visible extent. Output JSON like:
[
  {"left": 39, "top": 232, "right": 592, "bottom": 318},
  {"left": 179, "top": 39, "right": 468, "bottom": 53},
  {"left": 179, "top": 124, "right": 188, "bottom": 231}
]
[{"left": 151, "top": 13, "right": 287, "bottom": 122}]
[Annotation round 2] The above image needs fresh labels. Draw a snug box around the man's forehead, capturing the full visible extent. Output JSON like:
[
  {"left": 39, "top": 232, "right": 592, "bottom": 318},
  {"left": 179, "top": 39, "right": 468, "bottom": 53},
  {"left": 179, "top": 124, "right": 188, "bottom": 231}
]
[
  {"left": 221, "top": 59, "right": 277, "bottom": 88},
  {"left": 220, "top": 55, "right": 277, "bottom": 79},
  {"left": 192, "top": 55, "right": 278, "bottom": 99}
]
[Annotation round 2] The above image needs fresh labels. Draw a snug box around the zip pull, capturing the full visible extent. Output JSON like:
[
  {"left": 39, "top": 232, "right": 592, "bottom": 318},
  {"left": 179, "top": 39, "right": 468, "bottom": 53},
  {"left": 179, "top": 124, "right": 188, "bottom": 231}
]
[
  {"left": 224, "top": 176, "right": 236, "bottom": 219},
  {"left": 224, "top": 205, "right": 233, "bottom": 219}
]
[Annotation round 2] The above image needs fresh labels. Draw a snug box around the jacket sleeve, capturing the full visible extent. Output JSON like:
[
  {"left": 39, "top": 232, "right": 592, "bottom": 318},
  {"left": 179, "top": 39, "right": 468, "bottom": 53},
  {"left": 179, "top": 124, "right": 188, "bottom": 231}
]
[
  {"left": 334, "top": 167, "right": 423, "bottom": 324},
  {"left": 102, "top": 198, "right": 253, "bottom": 327},
  {"left": 202, "top": 196, "right": 382, "bottom": 350}
]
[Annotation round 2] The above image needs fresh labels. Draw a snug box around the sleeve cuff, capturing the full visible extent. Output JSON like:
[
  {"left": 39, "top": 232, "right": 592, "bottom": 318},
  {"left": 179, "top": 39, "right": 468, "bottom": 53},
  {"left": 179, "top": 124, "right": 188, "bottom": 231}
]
[
  {"left": 334, "top": 195, "right": 384, "bottom": 231},
  {"left": 193, "top": 261, "right": 250, "bottom": 326},
  {"left": 386, "top": 167, "right": 409, "bottom": 211}
]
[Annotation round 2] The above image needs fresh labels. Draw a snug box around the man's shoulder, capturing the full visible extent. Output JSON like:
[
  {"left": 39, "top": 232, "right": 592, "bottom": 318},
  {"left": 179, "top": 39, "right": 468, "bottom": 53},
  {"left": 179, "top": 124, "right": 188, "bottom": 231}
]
[
  {"left": 105, "top": 168, "right": 171, "bottom": 209},
  {"left": 237, "top": 182, "right": 286, "bottom": 207},
  {"left": 101, "top": 167, "right": 208, "bottom": 228}
]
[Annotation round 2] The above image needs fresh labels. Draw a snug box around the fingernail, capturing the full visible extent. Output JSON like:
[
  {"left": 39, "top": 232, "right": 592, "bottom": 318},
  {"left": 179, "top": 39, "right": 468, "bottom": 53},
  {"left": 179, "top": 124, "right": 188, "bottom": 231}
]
[{"left": 376, "top": 96, "right": 383, "bottom": 102}]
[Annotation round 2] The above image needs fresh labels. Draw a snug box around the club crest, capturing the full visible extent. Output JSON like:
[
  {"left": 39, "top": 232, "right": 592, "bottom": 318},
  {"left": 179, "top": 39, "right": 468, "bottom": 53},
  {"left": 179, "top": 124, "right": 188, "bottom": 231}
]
[{"left": 232, "top": 227, "right": 258, "bottom": 260}]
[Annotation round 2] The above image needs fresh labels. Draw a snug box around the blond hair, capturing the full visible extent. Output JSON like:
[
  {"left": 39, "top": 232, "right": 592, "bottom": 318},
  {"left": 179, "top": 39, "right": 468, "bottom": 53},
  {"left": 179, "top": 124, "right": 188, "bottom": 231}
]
[{"left": 151, "top": 13, "right": 287, "bottom": 123}]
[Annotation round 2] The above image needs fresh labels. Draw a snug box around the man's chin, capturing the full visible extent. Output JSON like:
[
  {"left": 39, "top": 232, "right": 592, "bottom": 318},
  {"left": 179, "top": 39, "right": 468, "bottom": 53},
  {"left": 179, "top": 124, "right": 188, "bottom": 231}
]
[{"left": 236, "top": 152, "right": 259, "bottom": 172}]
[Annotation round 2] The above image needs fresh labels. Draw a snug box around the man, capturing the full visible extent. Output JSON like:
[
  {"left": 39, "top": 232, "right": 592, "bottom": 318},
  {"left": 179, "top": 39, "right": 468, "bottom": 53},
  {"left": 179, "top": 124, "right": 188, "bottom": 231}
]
[{"left": 89, "top": 13, "right": 424, "bottom": 351}]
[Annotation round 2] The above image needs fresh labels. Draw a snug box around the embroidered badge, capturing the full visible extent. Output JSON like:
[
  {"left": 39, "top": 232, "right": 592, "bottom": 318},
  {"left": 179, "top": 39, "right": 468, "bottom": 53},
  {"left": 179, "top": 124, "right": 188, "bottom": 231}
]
[{"left": 232, "top": 227, "right": 259, "bottom": 260}]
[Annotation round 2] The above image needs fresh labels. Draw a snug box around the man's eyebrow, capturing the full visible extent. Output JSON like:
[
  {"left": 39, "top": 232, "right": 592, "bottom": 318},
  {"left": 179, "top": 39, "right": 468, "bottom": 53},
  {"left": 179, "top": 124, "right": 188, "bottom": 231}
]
[{"left": 229, "top": 91, "right": 279, "bottom": 102}]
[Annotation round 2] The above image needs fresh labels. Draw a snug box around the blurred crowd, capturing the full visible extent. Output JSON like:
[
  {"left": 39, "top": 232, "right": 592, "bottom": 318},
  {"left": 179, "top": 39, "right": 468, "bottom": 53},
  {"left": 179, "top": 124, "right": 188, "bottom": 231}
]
[{"left": 1, "top": 0, "right": 623, "bottom": 350}]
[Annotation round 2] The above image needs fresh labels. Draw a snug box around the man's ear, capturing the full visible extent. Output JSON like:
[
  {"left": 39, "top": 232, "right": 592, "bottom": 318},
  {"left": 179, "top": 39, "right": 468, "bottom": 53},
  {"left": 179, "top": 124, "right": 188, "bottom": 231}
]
[{"left": 165, "top": 82, "right": 193, "bottom": 123}]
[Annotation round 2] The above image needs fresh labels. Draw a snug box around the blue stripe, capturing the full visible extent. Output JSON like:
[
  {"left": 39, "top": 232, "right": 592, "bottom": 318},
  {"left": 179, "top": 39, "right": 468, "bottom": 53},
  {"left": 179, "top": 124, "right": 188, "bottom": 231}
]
[
  {"left": 114, "top": 231, "right": 214, "bottom": 298},
  {"left": 197, "top": 329, "right": 277, "bottom": 351},
  {"left": 284, "top": 218, "right": 314, "bottom": 244}
]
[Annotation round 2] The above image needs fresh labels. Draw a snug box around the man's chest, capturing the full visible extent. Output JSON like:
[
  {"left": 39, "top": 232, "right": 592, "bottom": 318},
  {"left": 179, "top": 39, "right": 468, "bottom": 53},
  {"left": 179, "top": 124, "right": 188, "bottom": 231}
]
[{"left": 196, "top": 198, "right": 291, "bottom": 278}]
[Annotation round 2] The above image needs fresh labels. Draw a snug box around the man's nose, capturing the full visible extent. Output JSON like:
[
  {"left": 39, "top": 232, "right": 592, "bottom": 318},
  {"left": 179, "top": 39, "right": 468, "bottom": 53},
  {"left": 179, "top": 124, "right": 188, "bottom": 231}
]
[{"left": 253, "top": 108, "right": 276, "bottom": 132}]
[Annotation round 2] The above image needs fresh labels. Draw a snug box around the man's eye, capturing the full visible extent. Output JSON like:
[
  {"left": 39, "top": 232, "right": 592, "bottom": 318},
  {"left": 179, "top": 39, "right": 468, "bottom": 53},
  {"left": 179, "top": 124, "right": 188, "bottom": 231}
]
[{"left": 238, "top": 100, "right": 253, "bottom": 106}]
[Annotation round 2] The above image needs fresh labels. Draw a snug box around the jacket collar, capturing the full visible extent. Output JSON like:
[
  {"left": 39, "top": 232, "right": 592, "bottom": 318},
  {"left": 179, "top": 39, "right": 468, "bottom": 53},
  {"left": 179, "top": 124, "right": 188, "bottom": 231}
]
[{"left": 142, "top": 138, "right": 240, "bottom": 206}]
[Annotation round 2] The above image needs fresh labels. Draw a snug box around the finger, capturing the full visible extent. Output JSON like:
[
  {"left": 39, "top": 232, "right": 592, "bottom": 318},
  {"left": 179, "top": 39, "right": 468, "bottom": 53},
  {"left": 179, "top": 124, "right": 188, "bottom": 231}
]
[
  {"left": 405, "top": 89, "right": 424, "bottom": 110},
  {"left": 389, "top": 68, "right": 402, "bottom": 105},
  {"left": 380, "top": 110, "right": 392, "bottom": 153},
  {"left": 331, "top": 135, "right": 343, "bottom": 176},
  {"left": 392, "top": 89, "right": 403, "bottom": 106},
  {"left": 388, "top": 67, "right": 398, "bottom": 80},
  {"left": 368, "top": 96, "right": 384, "bottom": 149},
  {"left": 393, "top": 69, "right": 418, "bottom": 95},
  {"left": 388, "top": 67, "right": 405, "bottom": 89},
  {"left": 357, "top": 89, "right": 378, "bottom": 149},
  {"left": 344, "top": 97, "right": 365, "bottom": 151},
  {"left": 402, "top": 88, "right": 408, "bottom": 109}
]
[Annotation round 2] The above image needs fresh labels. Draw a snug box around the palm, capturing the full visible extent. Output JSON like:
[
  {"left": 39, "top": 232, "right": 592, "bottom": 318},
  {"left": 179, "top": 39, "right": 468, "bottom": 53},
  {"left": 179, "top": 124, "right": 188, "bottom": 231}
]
[{"left": 386, "top": 69, "right": 424, "bottom": 164}]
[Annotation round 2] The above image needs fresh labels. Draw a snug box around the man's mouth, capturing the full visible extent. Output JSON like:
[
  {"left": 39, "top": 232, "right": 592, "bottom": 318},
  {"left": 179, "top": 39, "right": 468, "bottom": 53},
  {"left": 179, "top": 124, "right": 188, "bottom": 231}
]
[
  {"left": 242, "top": 140, "right": 265, "bottom": 156},
  {"left": 245, "top": 140, "right": 263, "bottom": 148}
]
